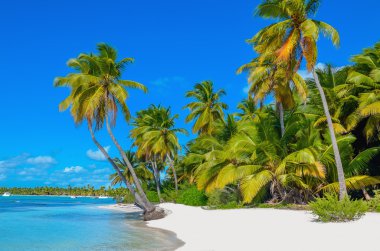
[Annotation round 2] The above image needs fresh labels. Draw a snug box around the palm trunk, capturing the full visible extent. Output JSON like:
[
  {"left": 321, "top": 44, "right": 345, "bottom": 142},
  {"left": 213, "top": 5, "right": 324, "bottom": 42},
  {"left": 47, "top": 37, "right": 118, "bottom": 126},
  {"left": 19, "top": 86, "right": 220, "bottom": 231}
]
[
  {"left": 167, "top": 154, "right": 178, "bottom": 192},
  {"left": 152, "top": 159, "right": 162, "bottom": 202},
  {"left": 87, "top": 122, "right": 147, "bottom": 209},
  {"left": 105, "top": 117, "right": 154, "bottom": 211},
  {"left": 312, "top": 69, "right": 347, "bottom": 200},
  {"left": 362, "top": 187, "right": 371, "bottom": 201},
  {"left": 277, "top": 102, "right": 285, "bottom": 137}
]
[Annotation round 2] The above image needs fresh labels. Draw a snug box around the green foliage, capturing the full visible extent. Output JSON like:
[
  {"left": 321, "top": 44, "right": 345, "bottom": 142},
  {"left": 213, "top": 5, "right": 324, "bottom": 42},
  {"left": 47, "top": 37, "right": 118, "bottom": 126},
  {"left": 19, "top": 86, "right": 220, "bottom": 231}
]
[
  {"left": 207, "top": 188, "right": 240, "bottom": 207},
  {"left": 211, "top": 201, "right": 244, "bottom": 209},
  {"left": 161, "top": 188, "right": 179, "bottom": 202},
  {"left": 146, "top": 190, "right": 160, "bottom": 203},
  {"left": 367, "top": 190, "right": 380, "bottom": 212},
  {"left": 309, "top": 193, "right": 368, "bottom": 222},
  {"left": 0, "top": 186, "right": 110, "bottom": 197},
  {"left": 176, "top": 185, "right": 208, "bottom": 206},
  {"left": 255, "top": 203, "right": 309, "bottom": 210}
]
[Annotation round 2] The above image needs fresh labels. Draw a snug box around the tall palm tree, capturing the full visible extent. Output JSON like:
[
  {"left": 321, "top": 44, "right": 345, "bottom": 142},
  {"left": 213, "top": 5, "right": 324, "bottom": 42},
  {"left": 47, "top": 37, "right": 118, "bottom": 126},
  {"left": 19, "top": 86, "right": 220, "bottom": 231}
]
[
  {"left": 304, "top": 65, "right": 351, "bottom": 135},
  {"left": 237, "top": 56, "right": 307, "bottom": 136},
  {"left": 253, "top": 0, "right": 347, "bottom": 199},
  {"left": 55, "top": 43, "right": 164, "bottom": 219},
  {"left": 184, "top": 81, "right": 228, "bottom": 135}
]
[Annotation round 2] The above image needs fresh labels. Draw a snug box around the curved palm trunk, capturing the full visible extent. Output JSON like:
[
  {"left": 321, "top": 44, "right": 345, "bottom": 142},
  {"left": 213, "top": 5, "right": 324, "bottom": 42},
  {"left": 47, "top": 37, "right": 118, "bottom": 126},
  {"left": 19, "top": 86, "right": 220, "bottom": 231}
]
[
  {"left": 167, "top": 154, "right": 178, "bottom": 192},
  {"left": 87, "top": 122, "right": 147, "bottom": 209},
  {"left": 105, "top": 117, "right": 154, "bottom": 212},
  {"left": 312, "top": 69, "right": 347, "bottom": 200},
  {"left": 277, "top": 102, "right": 285, "bottom": 137}
]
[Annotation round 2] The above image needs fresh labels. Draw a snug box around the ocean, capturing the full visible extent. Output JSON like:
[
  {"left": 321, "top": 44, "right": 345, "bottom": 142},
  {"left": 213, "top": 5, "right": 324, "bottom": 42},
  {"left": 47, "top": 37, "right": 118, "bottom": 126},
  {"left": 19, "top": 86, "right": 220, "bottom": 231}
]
[{"left": 0, "top": 195, "right": 181, "bottom": 251}]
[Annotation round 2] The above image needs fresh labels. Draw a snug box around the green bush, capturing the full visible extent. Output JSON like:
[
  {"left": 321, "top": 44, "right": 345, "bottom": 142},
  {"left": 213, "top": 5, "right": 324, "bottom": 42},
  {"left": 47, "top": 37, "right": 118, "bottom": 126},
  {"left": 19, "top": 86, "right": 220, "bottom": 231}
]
[
  {"left": 367, "top": 190, "right": 380, "bottom": 212},
  {"left": 146, "top": 190, "right": 160, "bottom": 203},
  {"left": 309, "top": 193, "right": 368, "bottom": 222},
  {"left": 207, "top": 189, "right": 239, "bottom": 207},
  {"left": 255, "top": 203, "right": 308, "bottom": 210},
  {"left": 176, "top": 185, "right": 208, "bottom": 206},
  {"left": 161, "top": 188, "right": 178, "bottom": 202},
  {"left": 212, "top": 201, "right": 244, "bottom": 209}
]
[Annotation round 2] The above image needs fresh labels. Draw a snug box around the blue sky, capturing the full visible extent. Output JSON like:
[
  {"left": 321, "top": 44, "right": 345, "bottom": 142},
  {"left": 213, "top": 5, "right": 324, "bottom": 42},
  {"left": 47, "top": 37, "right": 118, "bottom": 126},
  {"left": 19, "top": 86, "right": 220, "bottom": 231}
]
[{"left": 0, "top": 0, "right": 378, "bottom": 188}]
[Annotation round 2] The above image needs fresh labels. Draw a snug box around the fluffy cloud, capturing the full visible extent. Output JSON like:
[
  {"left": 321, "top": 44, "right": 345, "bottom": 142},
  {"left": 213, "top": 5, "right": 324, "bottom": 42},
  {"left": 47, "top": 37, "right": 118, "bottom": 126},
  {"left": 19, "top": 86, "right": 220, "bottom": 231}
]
[
  {"left": 86, "top": 146, "right": 110, "bottom": 161},
  {"left": 26, "top": 156, "right": 56, "bottom": 165},
  {"left": 63, "top": 166, "right": 85, "bottom": 173},
  {"left": 0, "top": 154, "right": 56, "bottom": 181},
  {"left": 0, "top": 154, "right": 29, "bottom": 168},
  {"left": 297, "top": 63, "right": 326, "bottom": 79}
]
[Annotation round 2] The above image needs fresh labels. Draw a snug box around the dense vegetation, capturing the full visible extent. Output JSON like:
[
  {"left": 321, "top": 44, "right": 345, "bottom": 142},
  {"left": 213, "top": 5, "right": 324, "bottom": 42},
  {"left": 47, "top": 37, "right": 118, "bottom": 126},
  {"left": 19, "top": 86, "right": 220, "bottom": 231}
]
[
  {"left": 0, "top": 186, "right": 109, "bottom": 196},
  {"left": 49, "top": 0, "right": 380, "bottom": 220}
]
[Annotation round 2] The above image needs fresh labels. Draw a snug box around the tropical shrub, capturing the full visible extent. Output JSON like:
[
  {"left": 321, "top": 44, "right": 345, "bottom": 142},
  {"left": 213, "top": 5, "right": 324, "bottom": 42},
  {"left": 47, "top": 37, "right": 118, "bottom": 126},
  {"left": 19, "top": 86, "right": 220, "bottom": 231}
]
[
  {"left": 211, "top": 201, "right": 244, "bottom": 209},
  {"left": 309, "top": 193, "right": 368, "bottom": 222},
  {"left": 207, "top": 188, "right": 240, "bottom": 207},
  {"left": 176, "top": 186, "right": 208, "bottom": 206},
  {"left": 146, "top": 190, "right": 160, "bottom": 203},
  {"left": 367, "top": 190, "right": 380, "bottom": 212}
]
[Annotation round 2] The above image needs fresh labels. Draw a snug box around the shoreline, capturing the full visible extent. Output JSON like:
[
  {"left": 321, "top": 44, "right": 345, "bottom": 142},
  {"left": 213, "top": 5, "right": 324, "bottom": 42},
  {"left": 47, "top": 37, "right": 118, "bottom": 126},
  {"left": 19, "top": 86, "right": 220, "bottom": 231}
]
[
  {"left": 146, "top": 203, "right": 380, "bottom": 251},
  {"left": 99, "top": 203, "right": 185, "bottom": 250},
  {"left": 1, "top": 194, "right": 107, "bottom": 197}
]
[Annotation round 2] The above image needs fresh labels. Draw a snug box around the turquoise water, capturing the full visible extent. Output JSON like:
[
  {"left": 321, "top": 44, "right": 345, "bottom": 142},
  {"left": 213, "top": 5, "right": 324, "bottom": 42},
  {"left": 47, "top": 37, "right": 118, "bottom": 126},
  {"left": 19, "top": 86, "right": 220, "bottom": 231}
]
[{"left": 0, "top": 196, "right": 180, "bottom": 250}]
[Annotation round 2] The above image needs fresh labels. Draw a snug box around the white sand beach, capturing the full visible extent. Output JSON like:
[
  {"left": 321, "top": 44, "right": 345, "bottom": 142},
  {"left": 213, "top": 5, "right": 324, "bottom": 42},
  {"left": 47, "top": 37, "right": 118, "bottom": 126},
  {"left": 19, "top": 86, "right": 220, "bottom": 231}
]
[{"left": 147, "top": 203, "right": 380, "bottom": 251}]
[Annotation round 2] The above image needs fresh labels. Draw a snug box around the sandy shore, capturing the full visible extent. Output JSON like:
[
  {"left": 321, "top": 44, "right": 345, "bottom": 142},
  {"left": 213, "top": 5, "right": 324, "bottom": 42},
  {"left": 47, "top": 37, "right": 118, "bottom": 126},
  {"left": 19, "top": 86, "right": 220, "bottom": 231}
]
[
  {"left": 147, "top": 203, "right": 380, "bottom": 251},
  {"left": 98, "top": 203, "right": 143, "bottom": 213}
]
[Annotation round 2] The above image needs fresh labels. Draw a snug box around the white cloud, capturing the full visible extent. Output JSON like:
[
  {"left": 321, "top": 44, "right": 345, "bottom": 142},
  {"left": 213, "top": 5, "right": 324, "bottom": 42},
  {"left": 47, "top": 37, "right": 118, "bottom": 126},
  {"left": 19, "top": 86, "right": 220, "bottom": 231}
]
[
  {"left": 26, "top": 156, "right": 56, "bottom": 165},
  {"left": 63, "top": 166, "right": 85, "bottom": 173},
  {"left": 0, "top": 174, "right": 6, "bottom": 180},
  {"left": 297, "top": 63, "right": 327, "bottom": 79},
  {"left": 86, "top": 146, "right": 110, "bottom": 161},
  {"left": 297, "top": 69, "right": 313, "bottom": 79},
  {"left": 0, "top": 154, "right": 29, "bottom": 168}
]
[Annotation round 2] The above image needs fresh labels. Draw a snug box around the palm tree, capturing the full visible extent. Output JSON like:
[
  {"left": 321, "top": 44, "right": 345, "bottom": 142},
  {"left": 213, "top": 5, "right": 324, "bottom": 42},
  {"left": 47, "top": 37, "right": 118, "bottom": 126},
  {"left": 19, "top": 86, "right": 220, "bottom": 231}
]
[
  {"left": 184, "top": 81, "right": 228, "bottom": 135},
  {"left": 131, "top": 105, "right": 187, "bottom": 196},
  {"left": 110, "top": 151, "right": 153, "bottom": 186},
  {"left": 346, "top": 42, "right": 380, "bottom": 143},
  {"left": 237, "top": 56, "right": 307, "bottom": 136},
  {"left": 54, "top": 43, "right": 164, "bottom": 220},
  {"left": 236, "top": 97, "right": 257, "bottom": 121},
  {"left": 195, "top": 110, "right": 326, "bottom": 204},
  {"left": 253, "top": 0, "right": 347, "bottom": 199},
  {"left": 304, "top": 65, "right": 351, "bottom": 135}
]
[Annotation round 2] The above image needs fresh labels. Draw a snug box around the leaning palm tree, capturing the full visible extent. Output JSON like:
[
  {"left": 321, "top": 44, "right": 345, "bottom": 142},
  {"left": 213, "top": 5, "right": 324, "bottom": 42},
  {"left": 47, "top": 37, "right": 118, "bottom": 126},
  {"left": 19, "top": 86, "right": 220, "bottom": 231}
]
[
  {"left": 253, "top": 0, "right": 347, "bottom": 199},
  {"left": 54, "top": 43, "right": 164, "bottom": 220},
  {"left": 184, "top": 81, "right": 228, "bottom": 135}
]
